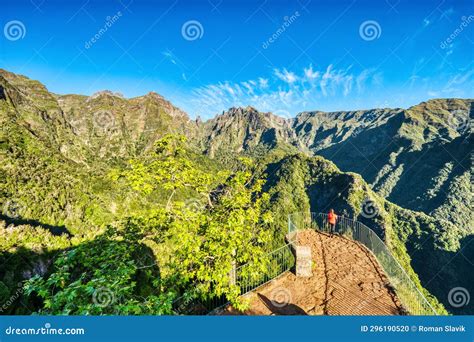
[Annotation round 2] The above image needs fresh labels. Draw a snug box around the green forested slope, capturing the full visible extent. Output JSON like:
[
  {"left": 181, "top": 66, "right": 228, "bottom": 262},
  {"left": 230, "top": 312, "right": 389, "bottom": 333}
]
[{"left": 1, "top": 70, "right": 472, "bottom": 315}]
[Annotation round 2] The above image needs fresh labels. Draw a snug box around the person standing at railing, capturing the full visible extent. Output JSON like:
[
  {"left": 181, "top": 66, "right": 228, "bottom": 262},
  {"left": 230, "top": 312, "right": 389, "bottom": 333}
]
[{"left": 328, "top": 209, "right": 338, "bottom": 234}]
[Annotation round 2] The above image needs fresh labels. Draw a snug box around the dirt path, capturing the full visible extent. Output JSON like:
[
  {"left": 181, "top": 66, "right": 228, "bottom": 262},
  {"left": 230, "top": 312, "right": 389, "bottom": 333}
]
[{"left": 222, "top": 229, "right": 404, "bottom": 315}]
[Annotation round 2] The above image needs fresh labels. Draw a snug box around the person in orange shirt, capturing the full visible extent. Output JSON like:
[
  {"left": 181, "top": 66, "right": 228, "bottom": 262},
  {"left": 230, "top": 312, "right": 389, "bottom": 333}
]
[{"left": 328, "top": 209, "right": 338, "bottom": 234}]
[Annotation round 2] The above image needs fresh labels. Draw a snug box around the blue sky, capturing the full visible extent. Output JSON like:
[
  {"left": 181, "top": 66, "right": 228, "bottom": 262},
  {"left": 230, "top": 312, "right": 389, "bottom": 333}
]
[{"left": 1, "top": 0, "right": 473, "bottom": 119}]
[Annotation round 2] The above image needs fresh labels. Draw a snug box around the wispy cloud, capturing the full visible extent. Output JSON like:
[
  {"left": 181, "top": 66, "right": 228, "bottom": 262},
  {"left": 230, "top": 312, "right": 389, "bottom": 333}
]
[
  {"left": 274, "top": 68, "right": 298, "bottom": 84},
  {"left": 443, "top": 68, "right": 474, "bottom": 92},
  {"left": 304, "top": 64, "right": 320, "bottom": 80},
  {"left": 258, "top": 77, "right": 269, "bottom": 89},
  {"left": 427, "top": 68, "right": 474, "bottom": 97},
  {"left": 185, "top": 64, "right": 383, "bottom": 118},
  {"left": 162, "top": 49, "right": 177, "bottom": 65},
  {"left": 162, "top": 49, "right": 189, "bottom": 81}
]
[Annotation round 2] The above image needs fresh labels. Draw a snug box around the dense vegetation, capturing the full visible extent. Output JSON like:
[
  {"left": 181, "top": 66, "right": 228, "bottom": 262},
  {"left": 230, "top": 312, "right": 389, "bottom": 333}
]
[
  {"left": 2, "top": 133, "right": 274, "bottom": 314},
  {"left": 1, "top": 69, "right": 472, "bottom": 315}
]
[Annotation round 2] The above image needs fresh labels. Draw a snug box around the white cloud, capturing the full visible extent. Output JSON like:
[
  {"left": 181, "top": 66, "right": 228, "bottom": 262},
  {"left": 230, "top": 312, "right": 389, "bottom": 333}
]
[
  {"left": 318, "top": 64, "right": 356, "bottom": 97},
  {"left": 442, "top": 69, "right": 474, "bottom": 95},
  {"left": 258, "top": 77, "right": 269, "bottom": 89},
  {"left": 343, "top": 75, "right": 353, "bottom": 96},
  {"left": 274, "top": 68, "right": 298, "bottom": 84},
  {"left": 445, "top": 68, "right": 474, "bottom": 87},
  {"left": 242, "top": 81, "right": 255, "bottom": 94},
  {"left": 356, "top": 69, "right": 370, "bottom": 92},
  {"left": 162, "top": 50, "right": 177, "bottom": 65},
  {"left": 304, "top": 64, "right": 320, "bottom": 80},
  {"left": 423, "top": 69, "right": 474, "bottom": 99},
  {"left": 185, "top": 64, "right": 383, "bottom": 118}
]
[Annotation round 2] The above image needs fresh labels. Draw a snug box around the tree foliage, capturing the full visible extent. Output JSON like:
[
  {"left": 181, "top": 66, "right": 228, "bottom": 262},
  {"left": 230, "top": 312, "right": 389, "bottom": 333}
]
[{"left": 26, "top": 135, "right": 273, "bottom": 313}]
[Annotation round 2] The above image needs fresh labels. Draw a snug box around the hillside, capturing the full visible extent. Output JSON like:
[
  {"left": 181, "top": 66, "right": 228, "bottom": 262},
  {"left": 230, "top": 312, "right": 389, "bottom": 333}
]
[
  {"left": 200, "top": 101, "right": 473, "bottom": 234},
  {"left": 0, "top": 69, "right": 472, "bottom": 315},
  {"left": 296, "top": 99, "right": 473, "bottom": 231},
  {"left": 195, "top": 106, "right": 301, "bottom": 164},
  {"left": 0, "top": 69, "right": 197, "bottom": 166},
  {"left": 267, "top": 153, "right": 473, "bottom": 313},
  {"left": 196, "top": 103, "right": 473, "bottom": 314}
]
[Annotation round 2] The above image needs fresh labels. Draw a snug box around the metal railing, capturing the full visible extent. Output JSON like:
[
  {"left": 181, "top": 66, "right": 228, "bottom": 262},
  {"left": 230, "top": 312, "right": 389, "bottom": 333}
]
[
  {"left": 172, "top": 243, "right": 295, "bottom": 315},
  {"left": 236, "top": 242, "right": 295, "bottom": 296},
  {"left": 173, "top": 212, "right": 436, "bottom": 315},
  {"left": 288, "top": 212, "right": 437, "bottom": 315}
]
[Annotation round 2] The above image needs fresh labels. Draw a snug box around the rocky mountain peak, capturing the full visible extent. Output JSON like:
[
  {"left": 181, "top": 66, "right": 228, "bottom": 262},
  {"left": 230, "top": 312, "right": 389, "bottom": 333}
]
[{"left": 87, "top": 90, "right": 124, "bottom": 102}]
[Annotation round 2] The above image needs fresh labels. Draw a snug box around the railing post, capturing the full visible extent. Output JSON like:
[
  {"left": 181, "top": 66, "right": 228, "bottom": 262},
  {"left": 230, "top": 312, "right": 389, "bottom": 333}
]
[{"left": 295, "top": 245, "right": 312, "bottom": 277}]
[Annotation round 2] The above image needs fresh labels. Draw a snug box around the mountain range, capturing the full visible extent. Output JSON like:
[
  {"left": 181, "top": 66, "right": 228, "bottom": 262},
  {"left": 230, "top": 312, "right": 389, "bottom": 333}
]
[{"left": 0, "top": 69, "right": 472, "bottom": 315}]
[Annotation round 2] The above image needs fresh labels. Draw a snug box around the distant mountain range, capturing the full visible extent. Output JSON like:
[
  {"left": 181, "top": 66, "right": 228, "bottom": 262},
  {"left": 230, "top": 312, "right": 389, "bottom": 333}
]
[
  {"left": 0, "top": 69, "right": 472, "bottom": 314},
  {"left": 199, "top": 99, "right": 473, "bottom": 233}
]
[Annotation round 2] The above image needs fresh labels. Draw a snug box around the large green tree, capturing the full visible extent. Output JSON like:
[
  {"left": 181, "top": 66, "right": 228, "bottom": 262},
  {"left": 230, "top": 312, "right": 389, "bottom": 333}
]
[{"left": 26, "top": 135, "right": 273, "bottom": 314}]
